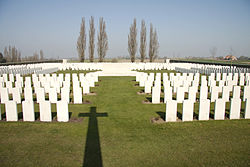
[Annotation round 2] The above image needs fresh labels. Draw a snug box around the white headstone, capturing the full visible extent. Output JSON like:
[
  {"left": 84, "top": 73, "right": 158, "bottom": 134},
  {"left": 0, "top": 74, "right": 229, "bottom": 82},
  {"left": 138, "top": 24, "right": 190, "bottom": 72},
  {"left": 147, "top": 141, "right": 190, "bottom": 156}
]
[
  {"left": 36, "top": 88, "right": 45, "bottom": 103},
  {"left": 12, "top": 87, "right": 21, "bottom": 104},
  {"left": 61, "top": 87, "right": 70, "bottom": 103},
  {"left": 239, "top": 74, "right": 245, "bottom": 86},
  {"left": 56, "top": 101, "right": 69, "bottom": 122},
  {"left": 198, "top": 99, "right": 210, "bottom": 121},
  {"left": 82, "top": 82, "right": 90, "bottom": 94},
  {"left": 214, "top": 99, "right": 226, "bottom": 120},
  {"left": 164, "top": 87, "right": 172, "bottom": 102},
  {"left": 222, "top": 86, "right": 230, "bottom": 102},
  {"left": 200, "top": 86, "right": 208, "bottom": 100},
  {"left": 210, "top": 86, "right": 219, "bottom": 102},
  {"left": 245, "top": 98, "right": 250, "bottom": 119},
  {"left": 176, "top": 87, "right": 185, "bottom": 103},
  {"left": 24, "top": 87, "right": 33, "bottom": 101},
  {"left": 229, "top": 98, "right": 241, "bottom": 119},
  {"left": 182, "top": 100, "right": 194, "bottom": 121},
  {"left": 0, "top": 88, "right": 9, "bottom": 103},
  {"left": 5, "top": 101, "right": 18, "bottom": 121},
  {"left": 216, "top": 73, "right": 221, "bottom": 81},
  {"left": 73, "top": 87, "right": 82, "bottom": 104},
  {"left": 49, "top": 88, "right": 57, "bottom": 103},
  {"left": 188, "top": 87, "right": 197, "bottom": 102},
  {"left": 39, "top": 101, "right": 52, "bottom": 122},
  {"left": 144, "top": 81, "right": 152, "bottom": 94},
  {"left": 243, "top": 86, "right": 250, "bottom": 101},
  {"left": 232, "top": 86, "right": 241, "bottom": 99},
  {"left": 22, "top": 101, "right": 35, "bottom": 121},
  {"left": 152, "top": 86, "right": 161, "bottom": 104},
  {"left": 165, "top": 100, "right": 177, "bottom": 122}
]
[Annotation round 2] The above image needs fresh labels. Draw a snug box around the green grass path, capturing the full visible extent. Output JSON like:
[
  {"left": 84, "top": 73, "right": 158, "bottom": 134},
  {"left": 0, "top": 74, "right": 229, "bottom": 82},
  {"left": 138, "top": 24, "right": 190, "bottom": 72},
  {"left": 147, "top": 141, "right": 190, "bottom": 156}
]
[{"left": 0, "top": 76, "right": 250, "bottom": 167}]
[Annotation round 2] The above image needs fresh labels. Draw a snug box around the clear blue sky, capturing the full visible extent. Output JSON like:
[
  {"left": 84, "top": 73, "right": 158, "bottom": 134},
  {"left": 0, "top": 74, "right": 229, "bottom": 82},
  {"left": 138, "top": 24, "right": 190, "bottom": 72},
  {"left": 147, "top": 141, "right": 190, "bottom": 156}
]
[{"left": 0, "top": 0, "right": 250, "bottom": 59}]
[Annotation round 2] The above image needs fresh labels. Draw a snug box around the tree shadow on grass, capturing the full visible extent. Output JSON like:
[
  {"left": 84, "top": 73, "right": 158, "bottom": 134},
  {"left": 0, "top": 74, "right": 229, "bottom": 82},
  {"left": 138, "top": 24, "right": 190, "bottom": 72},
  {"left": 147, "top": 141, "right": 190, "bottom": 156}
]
[{"left": 78, "top": 107, "right": 108, "bottom": 167}]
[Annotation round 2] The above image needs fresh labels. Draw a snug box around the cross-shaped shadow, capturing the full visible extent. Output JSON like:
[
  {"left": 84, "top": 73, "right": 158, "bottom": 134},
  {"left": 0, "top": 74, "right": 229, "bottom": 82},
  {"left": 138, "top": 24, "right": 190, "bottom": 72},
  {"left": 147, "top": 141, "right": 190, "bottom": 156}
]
[{"left": 78, "top": 107, "right": 108, "bottom": 167}]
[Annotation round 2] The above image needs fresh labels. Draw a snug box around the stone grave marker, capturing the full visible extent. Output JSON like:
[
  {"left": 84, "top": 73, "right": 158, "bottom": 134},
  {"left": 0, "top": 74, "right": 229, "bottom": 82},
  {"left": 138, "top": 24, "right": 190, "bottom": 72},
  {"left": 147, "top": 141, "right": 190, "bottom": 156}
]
[
  {"left": 0, "top": 88, "right": 9, "bottom": 103},
  {"left": 22, "top": 101, "right": 35, "bottom": 121},
  {"left": 144, "top": 80, "right": 152, "bottom": 94},
  {"left": 200, "top": 86, "right": 208, "bottom": 100},
  {"left": 164, "top": 87, "right": 172, "bottom": 102},
  {"left": 176, "top": 87, "right": 185, "bottom": 103},
  {"left": 56, "top": 101, "right": 69, "bottom": 122},
  {"left": 229, "top": 98, "right": 241, "bottom": 119},
  {"left": 198, "top": 99, "right": 210, "bottom": 121},
  {"left": 243, "top": 86, "right": 250, "bottom": 101},
  {"left": 49, "top": 88, "right": 57, "bottom": 103},
  {"left": 36, "top": 88, "right": 45, "bottom": 103},
  {"left": 82, "top": 82, "right": 90, "bottom": 94},
  {"left": 61, "top": 87, "right": 70, "bottom": 103},
  {"left": 214, "top": 99, "right": 226, "bottom": 120},
  {"left": 188, "top": 86, "right": 197, "bottom": 102},
  {"left": 245, "top": 98, "right": 250, "bottom": 119},
  {"left": 152, "top": 86, "right": 160, "bottom": 104},
  {"left": 5, "top": 101, "right": 18, "bottom": 121},
  {"left": 210, "top": 86, "right": 219, "bottom": 102},
  {"left": 39, "top": 101, "right": 52, "bottom": 122},
  {"left": 73, "top": 87, "right": 83, "bottom": 104},
  {"left": 24, "top": 87, "right": 33, "bottom": 101},
  {"left": 232, "top": 86, "right": 241, "bottom": 99},
  {"left": 222, "top": 86, "right": 230, "bottom": 102},
  {"left": 165, "top": 100, "right": 177, "bottom": 122},
  {"left": 12, "top": 87, "right": 21, "bottom": 104},
  {"left": 182, "top": 100, "right": 194, "bottom": 121}
]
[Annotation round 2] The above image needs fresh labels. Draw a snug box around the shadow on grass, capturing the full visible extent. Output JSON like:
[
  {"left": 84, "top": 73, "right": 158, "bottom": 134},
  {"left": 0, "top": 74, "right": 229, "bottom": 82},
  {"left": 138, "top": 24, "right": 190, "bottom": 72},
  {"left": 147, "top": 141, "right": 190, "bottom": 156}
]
[
  {"left": 156, "top": 111, "right": 165, "bottom": 121},
  {"left": 79, "top": 107, "right": 108, "bottom": 167},
  {"left": 146, "top": 97, "right": 152, "bottom": 103},
  {"left": 177, "top": 111, "right": 182, "bottom": 120}
]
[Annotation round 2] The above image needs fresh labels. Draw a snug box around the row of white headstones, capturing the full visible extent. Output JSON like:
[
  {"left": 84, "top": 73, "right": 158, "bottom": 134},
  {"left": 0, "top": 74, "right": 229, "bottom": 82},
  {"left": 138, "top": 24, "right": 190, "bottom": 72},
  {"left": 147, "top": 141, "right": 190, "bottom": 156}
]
[
  {"left": 0, "top": 72, "right": 99, "bottom": 122},
  {"left": 136, "top": 72, "right": 250, "bottom": 121}
]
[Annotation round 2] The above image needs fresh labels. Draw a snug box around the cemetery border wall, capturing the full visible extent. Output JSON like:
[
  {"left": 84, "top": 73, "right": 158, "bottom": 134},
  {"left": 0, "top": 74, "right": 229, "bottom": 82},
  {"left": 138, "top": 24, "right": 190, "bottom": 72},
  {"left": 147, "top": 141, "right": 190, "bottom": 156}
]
[
  {"left": 0, "top": 60, "right": 62, "bottom": 66},
  {"left": 170, "top": 59, "right": 250, "bottom": 68}
]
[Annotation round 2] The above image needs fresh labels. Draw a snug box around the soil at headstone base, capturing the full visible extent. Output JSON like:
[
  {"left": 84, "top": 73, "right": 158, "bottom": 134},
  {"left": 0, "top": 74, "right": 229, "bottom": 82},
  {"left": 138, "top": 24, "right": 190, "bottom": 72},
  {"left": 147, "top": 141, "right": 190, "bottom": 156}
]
[
  {"left": 142, "top": 100, "right": 151, "bottom": 104},
  {"left": 137, "top": 91, "right": 146, "bottom": 95},
  {"left": 83, "top": 100, "right": 91, "bottom": 104},
  {"left": 85, "top": 92, "right": 96, "bottom": 96},
  {"left": 69, "top": 117, "right": 84, "bottom": 123},
  {"left": 151, "top": 117, "right": 165, "bottom": 124}
]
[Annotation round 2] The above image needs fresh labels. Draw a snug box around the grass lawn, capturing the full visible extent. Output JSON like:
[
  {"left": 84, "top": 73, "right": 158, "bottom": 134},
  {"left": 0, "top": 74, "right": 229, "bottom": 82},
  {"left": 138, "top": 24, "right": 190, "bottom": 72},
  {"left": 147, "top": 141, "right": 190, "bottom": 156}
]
[{"left": 0, "top": 74, "right": 250, "bottom": 166}]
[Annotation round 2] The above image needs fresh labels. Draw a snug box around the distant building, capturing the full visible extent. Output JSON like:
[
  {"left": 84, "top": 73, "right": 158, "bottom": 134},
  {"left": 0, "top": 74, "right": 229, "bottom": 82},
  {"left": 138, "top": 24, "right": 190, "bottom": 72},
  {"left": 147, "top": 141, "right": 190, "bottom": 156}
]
[{"left": 224, "top": 55, "right": 237, "bottom": 61}]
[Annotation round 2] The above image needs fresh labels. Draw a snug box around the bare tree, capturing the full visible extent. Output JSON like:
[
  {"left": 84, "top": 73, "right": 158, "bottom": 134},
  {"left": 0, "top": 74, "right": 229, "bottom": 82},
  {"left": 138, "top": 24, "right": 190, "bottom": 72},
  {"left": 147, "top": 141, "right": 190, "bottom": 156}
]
[
  {"left": 128, "top": 18, "right": 137, "bottom": 62},
  {"left": 33, "top": 52, "right": 39, "bottom": 61},
  {"left": 140, "top": 20, "right": 146, "bottom": 62},
  {"left": 97, "top": 17, "right": 108, "bottom": 62},
  {"left": 3, "top": 46, "right": 21, "bottom": 62},
  {"left": 40, "top": 50, "right": 44, "bottom": 60},
  {"left": 17, "top": 52, "right": 21, "bottom": 62},
  {"left": 89, "top": 16, "right": 95, "bottom": 62},
  {"left": 209, "top": 47, "right": 217, "bottom": 58},
  {"left": 77, "top": 17, "right": 86, "bottom": 62},
  {"left": 4, "top": 47, "right": 10, "bottom": 62},
  {"left": 0, "top": 52, "right": 6, "bottom": 63},
  {"left": 149, "top": 24, "right": 159, "bottom": 62}
]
